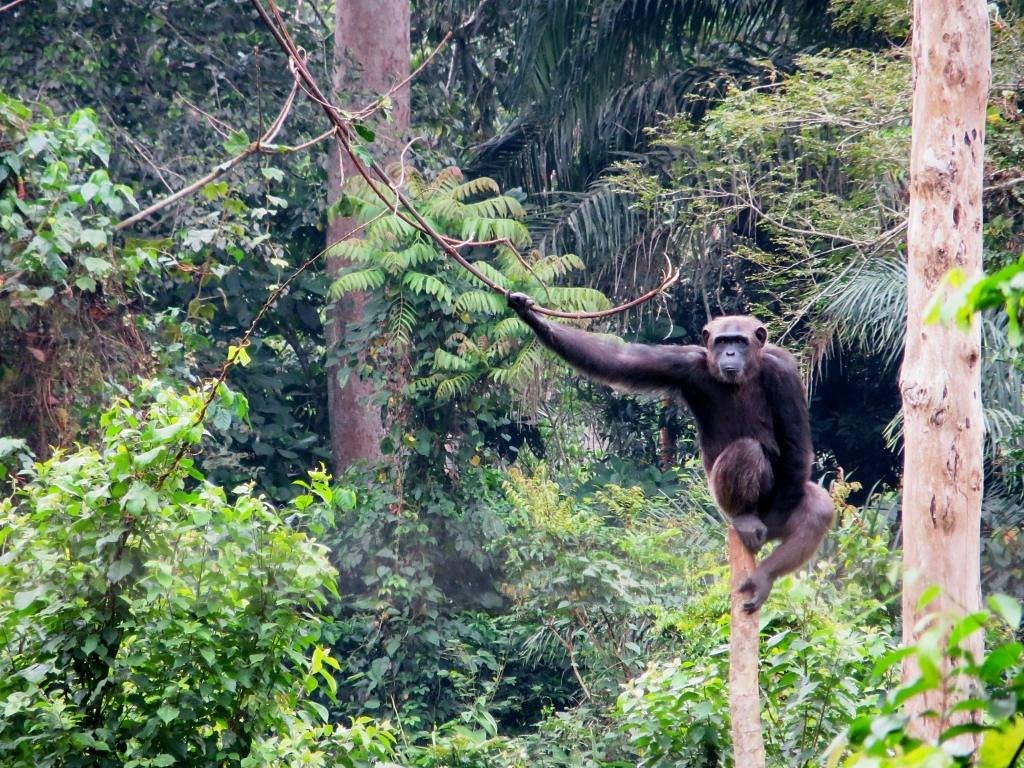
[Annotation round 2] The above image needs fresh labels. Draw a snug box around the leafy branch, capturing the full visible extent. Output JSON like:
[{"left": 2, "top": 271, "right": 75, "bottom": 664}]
[{"left": 249, "top": 0, "right": 680, "bottom": 320}]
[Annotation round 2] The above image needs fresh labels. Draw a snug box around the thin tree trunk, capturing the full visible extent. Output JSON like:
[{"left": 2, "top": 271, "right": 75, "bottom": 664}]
[
  {"left": 901, "top": 0, "right": 989, "bottom": 743},
  {"left": 728, "top": 527, "right": 765, "bottom": 767},
  {"left": 326, "top": 0, "right": 410, "bottom": 473},
  {"left": 658, "top": 397, "right": 676, "bottom": 470}
]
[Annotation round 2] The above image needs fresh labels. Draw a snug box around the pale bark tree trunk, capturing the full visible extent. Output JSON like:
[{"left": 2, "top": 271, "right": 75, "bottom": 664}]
[
  {"left": 728, "top": 527, "right": 765, "bottom": 767},
  {"left": 326, "top": 0, "right": 410, "bottom": 473},
  {"left": 901, "top": 0, "right": 989, "bottom": 743}
]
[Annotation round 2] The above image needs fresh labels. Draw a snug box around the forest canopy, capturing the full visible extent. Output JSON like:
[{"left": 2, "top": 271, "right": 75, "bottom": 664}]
[{"left": 1, "top": 0, "right": 1023, "bottom": 766}]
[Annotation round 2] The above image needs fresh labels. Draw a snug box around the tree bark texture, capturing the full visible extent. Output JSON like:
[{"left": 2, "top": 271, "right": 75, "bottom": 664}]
[
  {"left": 901, "top": 0, "right": 989, "bottom": 742},
  {"left": 728, "top": 526, "right": 765, "bottom": 768},
  {"left": 326, "top": 0, "right": 410, "bottom": 473}
]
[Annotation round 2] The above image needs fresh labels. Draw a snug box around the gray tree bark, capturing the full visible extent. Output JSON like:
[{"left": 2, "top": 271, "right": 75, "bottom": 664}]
[
  {"left": 326, "top": 0, "right": 410, "bottom": 473},
  {"left": 901, "top": 0, "right": 989, "bottom": 743}
]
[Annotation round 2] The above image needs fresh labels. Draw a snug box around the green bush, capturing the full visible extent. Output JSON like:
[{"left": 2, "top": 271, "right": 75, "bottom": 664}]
[
  {"left": 829, "top": 595, "right": 1024, "bottom": 767},
  {"left": 0, "top": 383, "right": 395, "bottom": 767}
]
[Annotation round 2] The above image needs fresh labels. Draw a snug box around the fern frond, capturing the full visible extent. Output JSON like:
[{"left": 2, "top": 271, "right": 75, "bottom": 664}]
[
  {"left": 491, "top": 339, "right": 545, "bottom": 386},
  {"left": 376, "top": 251, "right": 407, "bottom": 273},
  {"left": 385, "top": 240, "right": 438, "bottom": 270},
  {"left": 387, "top": 299, "right": 417, "bottom": 350},
  {"left": 433, "top": 349, "right": 475, "bottom": 372},
  {"left": 409, "top": 373, "right": 445, "bottom": 394},
  {"left": 453, "top": 177, "right": 501, "bottom": 201},
  {"left": 491, "top": 316, "right": 530, "bottom": 340},
  {"left": 531, "top": 253, "right": 585, "bottom": 281},
  {"left": 403, "top": 271, "right": 454, "bottom": 304},
  {"left": 324, "top": 238, "right": 375, "bottom": 263},
  {"left": 431, "top": 167, "right": 465, "bottom": 194},
  {"left": 463, "top": 195, "right": 526, "bottom": 220},
  {"left": 436, "top": 372, "right": 476, "bottom": 400},
  {"left": 542, "top": 286, "right": 611, "bottom": 312},
  {"left": 329, "top": 268, "right": 387, "bottom": 299},
  {"left": 461, "top": 217, "right": 532, "bottom": 247},
  {"left": 468, "top": 260, "right": 510, "bottom": 290},
  {"left": 422, "top": 195, "right": 464, "bottom": 222},
  {"left": 454, "top": 290, "right": 506, "bottom": 316},
  {"left": 374, "top": 213, "right": 419, "bottom": 241}
]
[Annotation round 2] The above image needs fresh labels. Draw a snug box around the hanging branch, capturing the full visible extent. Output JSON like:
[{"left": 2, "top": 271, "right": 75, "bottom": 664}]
[{"left": 248, "top": 0, "right": 679, "bottom": 320}]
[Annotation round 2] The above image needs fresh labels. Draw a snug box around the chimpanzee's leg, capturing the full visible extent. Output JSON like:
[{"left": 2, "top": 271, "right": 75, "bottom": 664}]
[
  {"left": 709, "top": 438, "right": 773, "bottom": 553},
  {"left": 739, "top": 482, "right": 834, "bottom": 613}
]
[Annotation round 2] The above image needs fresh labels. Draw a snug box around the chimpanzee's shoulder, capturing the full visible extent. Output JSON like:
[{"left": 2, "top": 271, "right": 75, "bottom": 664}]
[{"left": 761, "top": 345, "right": 802, "bottom": 383}]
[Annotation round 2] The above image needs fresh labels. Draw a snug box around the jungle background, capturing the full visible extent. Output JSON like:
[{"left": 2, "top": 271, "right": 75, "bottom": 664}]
[{"left": 1, "top": 0, "right": 1023, "bottom": 765}]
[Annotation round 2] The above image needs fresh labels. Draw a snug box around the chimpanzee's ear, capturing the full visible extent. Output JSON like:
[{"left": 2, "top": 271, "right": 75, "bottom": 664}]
[
  {"left": 755, "top": 326, "right": 768, "bottom": 346},
  {"left": 701, "top": 327, "right": 711, "bottom": 346}
]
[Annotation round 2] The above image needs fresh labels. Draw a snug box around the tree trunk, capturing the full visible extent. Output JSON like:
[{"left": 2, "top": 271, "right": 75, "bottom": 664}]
[
  {"left": 728, "top": 527, "right": 765, "bottom": 767},
  {"left": 326, "top": 0, "right": 410, "bottom": 473},
  {"left": 901, "top": 0, "right": 989, "bottom": 742}
]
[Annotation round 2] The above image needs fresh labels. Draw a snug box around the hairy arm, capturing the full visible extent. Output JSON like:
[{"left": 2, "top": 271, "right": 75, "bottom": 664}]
[
  {"left": 508, "top": 293, "right": 706, "bottom": 394},
  {"left": 763, "top": 347, "right": 814, "bottom": 513}
]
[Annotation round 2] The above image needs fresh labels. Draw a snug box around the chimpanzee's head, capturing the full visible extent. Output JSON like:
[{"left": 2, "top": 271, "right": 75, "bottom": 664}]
[{"left": 702, "top": 315, "right": 768, "bottom": 384}]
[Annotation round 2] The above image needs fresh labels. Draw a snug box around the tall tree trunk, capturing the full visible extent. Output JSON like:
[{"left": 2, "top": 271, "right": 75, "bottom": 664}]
[
  {"left": 326, "top": 0, "right": 410, "bottom": 473},
  {"left": 901, "top": 0, "right": 989, "bottom": 742}
]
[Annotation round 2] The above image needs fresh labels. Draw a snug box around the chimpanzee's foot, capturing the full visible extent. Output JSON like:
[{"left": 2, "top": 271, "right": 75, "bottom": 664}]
[
  {"left": 738, "top": 570, "right": 774, "bottom": 613},
  {"left": 732, "top": 514, "right": 768, "bottom": 553}
]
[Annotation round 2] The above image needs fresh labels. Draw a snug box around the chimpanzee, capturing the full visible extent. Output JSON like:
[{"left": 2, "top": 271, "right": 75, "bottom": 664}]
[{"left": 507, "top": 292, "right": 833, "bottom": 612}]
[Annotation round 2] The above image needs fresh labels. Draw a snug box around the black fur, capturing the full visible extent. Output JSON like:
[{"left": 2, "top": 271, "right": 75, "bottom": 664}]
[{"left": 508, "top": 294, "right": 834, "bottom": 612}]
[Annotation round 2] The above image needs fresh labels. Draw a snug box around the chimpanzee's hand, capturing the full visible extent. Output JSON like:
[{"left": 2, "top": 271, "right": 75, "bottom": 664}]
[
  {"left": 738, "top": 571, "right": 773, "bottom": 614},
  {"left": 732, "top": 514, "right": 768, "bottom": 553},
  {"left": 507, "top": 292, "right": 536, "bottom": 317}
]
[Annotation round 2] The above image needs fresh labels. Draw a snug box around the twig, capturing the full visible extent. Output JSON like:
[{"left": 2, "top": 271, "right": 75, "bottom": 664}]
[
  {"left": 178, "top": 95, "right": 235, "bottom": 139},
  {"left": 117, "top": 78, "right": 329, "bottom": 231},
  {"left": 154, "top": 210, "right": 386, "bottom": 488},
  {"left": 0, "top": 0, "right": 30, "bottom": 13},
  {"left": 249, "top": 0, "right": 680, "bottom": 320},
  {"left": 348, "top": 31, "right": 453, "bottom": 122},
  {"left": 545, "top": 620, "right": 592, "bottom": 701},
  {"left": 985, "top": 176, "right": 1024, "bottom": 192}
]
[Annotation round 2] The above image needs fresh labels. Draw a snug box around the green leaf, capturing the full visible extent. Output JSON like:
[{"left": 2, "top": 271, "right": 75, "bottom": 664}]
[
  {"left": 227, "top": 345, "right": 251, "bottom": 367},
  {"left": 223, "top": 130, "right": 250, "bottom": 155},
  {"left": 354, "top": 123, "right": 375, "bottom": 143},
  {"left": 917, "top": 584, "right": 941, "bottom": 611},
  {"left": 948, "top": 611, "right": 988, "bottom": 649},
  {"left": 978, "top": 717, "right": 1024, "bottom": 768},
  {"left": 979, "top": 642, "right": 1023, "bottom": 682},
  {"left": 986, "top": 594, "right": 1022, "bottom": 630},
  {"left": 107, "top": 559, "right": 134, "bottom": 584},
  {"left": 14, "top": 586, "right": 47, "bottom": 610},
  {"left": 156, "top": 705, "right": 179, "bottom": 724},
  {"left": 80, "top": 229, "right": 107, "bottom": 248}
]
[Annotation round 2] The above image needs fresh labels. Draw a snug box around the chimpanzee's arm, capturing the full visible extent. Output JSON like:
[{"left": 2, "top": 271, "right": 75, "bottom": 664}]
[
  {"left": 508, "top": 292, "right": 706, "bottom": 394},
  {"left": 763, "top": 347, "right": 814, "bottom": 513}
]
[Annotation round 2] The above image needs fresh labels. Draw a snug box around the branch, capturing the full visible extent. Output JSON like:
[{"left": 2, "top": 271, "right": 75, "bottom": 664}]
[
  {"left": 0, "top": 0, "right": 30, "bottom": 14},
  {"left": 116, "top": 79, "right": 334, "bottom": 231},
  {"left": 248, "top": 0, "right": 679, "bottom": 320}
]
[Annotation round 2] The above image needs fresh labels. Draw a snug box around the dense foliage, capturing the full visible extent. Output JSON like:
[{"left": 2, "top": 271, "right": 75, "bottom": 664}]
[{"left": 1, "top": 0, "right": 1023, "bottom": 766}]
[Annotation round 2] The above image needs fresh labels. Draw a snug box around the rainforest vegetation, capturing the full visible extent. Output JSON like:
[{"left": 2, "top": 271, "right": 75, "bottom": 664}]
[{"left": 1, "top": 0, "right": 1023, "bottom": 765}]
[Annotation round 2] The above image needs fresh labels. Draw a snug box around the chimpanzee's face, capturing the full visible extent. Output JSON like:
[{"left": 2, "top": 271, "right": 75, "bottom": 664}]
[{"left": 702, "top": 317, "right": 767, "bottom": 384}]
